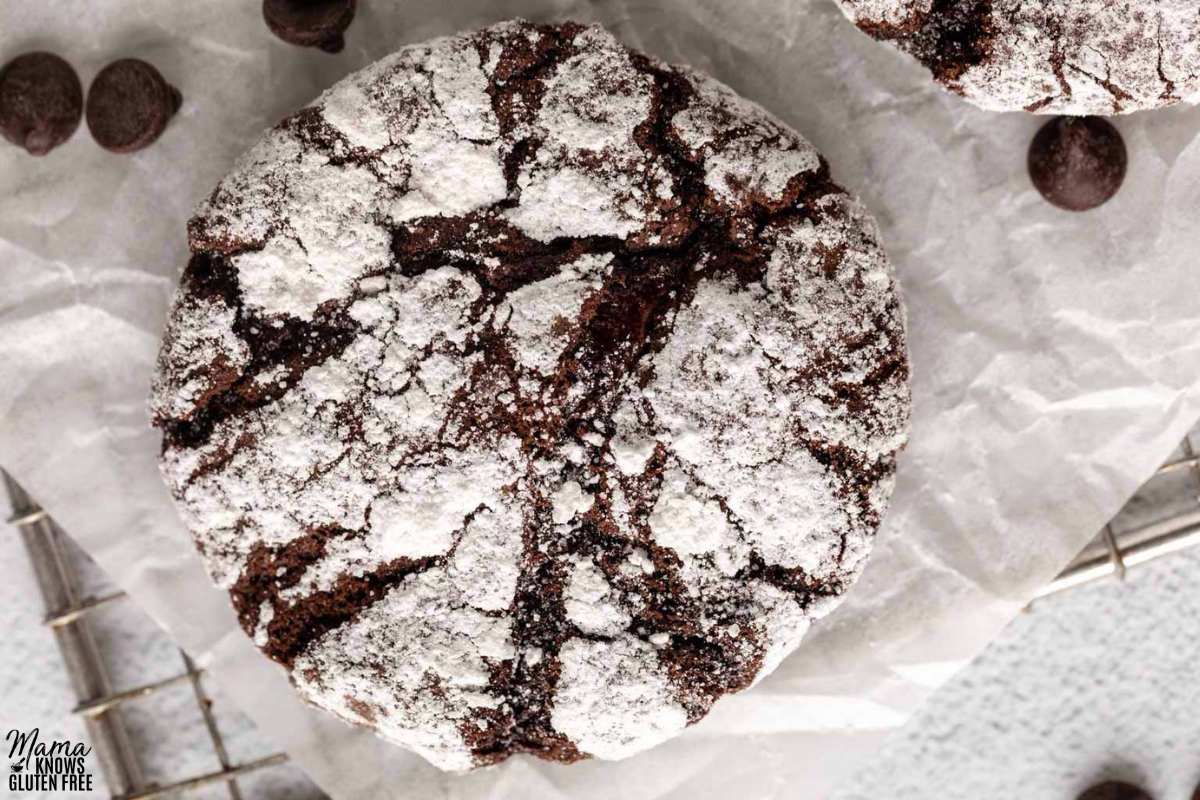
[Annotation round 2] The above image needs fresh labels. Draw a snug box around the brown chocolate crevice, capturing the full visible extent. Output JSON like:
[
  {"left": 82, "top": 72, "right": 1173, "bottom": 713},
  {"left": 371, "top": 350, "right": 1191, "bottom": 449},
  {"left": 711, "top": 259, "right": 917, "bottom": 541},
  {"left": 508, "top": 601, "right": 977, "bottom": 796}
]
[
  {"left": 854, "top": 0, "right": 996, "bottom": 85},
  {"left": 239, "top": 545, "right": 441, "bottom": 668},
  {"left": 160, "top": 252, "right": 360, "bottom": 450}
]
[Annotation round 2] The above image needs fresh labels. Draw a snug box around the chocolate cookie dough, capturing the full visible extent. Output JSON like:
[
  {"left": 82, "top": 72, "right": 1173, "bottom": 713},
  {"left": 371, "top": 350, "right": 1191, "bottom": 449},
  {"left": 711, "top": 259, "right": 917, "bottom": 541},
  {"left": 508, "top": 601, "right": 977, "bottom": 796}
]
[
  {"left": 86, "top": 59, "right": 181, "bottom": 153},
  {"left": 152, "top": 20, "right": 910, "bottom": 771},
  {"left": 1028, "top": 116, "right": 1126, "bottom": 212},
  {"left": 834, "top": 1, "right": 1200, "bottom": 114},
  {"left": 0, "top": 52, "right": 83, "bottom": 156},
  {"left": 262, "top": 0, "right": 356, "bottom": 53}
]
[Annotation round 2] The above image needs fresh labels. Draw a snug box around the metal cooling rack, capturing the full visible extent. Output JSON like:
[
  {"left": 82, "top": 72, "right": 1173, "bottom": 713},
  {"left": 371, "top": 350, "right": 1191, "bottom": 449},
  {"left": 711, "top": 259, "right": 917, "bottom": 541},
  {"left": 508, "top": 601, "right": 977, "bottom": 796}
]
[
  {"left": 5, "top": 433, "right": 1200, "bottom": 798},
  {"left": 1035, "top": 436, "right": 1200, "bottom": 599},
  {"left": 1, "top": 470, "right": 317, "bottom": 800}
]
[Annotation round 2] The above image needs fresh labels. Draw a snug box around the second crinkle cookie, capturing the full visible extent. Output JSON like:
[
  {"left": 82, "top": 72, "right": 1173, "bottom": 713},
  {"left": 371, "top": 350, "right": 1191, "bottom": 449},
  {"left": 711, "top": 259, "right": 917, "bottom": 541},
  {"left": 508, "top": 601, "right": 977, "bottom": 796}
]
[
  {"left": 833, "top": 0, "right": 1200, "bottom": 114},
  {"left": 152, "top": 20, "right": 910, "bottom": 770}
]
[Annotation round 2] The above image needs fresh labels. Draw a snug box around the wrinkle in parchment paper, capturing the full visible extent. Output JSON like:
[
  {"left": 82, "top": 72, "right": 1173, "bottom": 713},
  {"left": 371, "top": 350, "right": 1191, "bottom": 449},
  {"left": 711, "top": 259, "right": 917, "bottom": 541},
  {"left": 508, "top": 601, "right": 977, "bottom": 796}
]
[{"left": 4, "top": 1, "right": 1200, "bottom": 798}]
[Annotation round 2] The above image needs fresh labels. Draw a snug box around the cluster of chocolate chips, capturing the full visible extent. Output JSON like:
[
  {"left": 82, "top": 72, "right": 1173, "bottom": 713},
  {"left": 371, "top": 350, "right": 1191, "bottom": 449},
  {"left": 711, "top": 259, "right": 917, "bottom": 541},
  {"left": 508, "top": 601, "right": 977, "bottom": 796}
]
[
  {"left": 0, "top": 52, "right": 181, "bottom": 156},
  {"left": 2, "top": 1, "right": 355, "bottom": 157}
]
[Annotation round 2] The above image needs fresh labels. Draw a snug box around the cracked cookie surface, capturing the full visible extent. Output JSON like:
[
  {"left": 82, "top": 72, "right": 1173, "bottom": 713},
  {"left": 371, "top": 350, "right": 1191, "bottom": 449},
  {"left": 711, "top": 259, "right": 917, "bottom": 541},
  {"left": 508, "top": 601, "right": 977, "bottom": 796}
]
[
  {"left": 834, "top": 0, "right": 1200, "bottom": 114},
  {"left": 151, "top": 20, "right": 910, "bottom": 770}
]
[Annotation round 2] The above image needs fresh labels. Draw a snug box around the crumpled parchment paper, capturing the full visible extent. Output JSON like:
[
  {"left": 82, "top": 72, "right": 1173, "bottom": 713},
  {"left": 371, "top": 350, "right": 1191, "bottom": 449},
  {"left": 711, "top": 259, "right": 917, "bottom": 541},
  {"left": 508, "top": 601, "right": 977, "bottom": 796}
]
[{"left": 4, "top": 0, "right": 1200, "bottom": 797}]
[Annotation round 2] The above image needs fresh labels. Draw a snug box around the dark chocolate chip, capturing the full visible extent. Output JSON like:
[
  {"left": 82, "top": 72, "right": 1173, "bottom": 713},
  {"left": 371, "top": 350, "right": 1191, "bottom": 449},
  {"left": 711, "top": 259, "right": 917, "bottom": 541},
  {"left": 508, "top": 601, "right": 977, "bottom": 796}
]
[
  {"left": 1076, "top": 781, "right": 1154, "bottom": 800},
  {"left": 1028, "top": 116, "right": 1126, "bottom": 212},
  {"left": 86, "top": 59, "right": 182, "bottom": 154},
  {"left": 262, "top": 0, "right": 357, "bottom": 54},
  {"left": 0, "top": 52, "right": 83, "bottom": 156}
]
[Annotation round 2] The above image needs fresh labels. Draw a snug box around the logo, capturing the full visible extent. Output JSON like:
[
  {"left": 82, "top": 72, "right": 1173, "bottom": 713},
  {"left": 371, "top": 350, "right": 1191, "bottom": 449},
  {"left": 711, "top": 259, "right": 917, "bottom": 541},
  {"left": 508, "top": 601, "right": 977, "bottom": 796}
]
[{"left": 6, "top": 728, "right": 94, "bottom": 793}]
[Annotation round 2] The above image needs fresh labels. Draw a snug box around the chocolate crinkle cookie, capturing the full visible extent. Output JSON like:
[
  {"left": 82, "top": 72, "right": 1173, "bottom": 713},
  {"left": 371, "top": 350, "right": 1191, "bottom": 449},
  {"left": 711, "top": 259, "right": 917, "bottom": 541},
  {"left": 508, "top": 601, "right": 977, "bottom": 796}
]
[
  {"left": 834, "top": 0, "right": 1200, "bottom": 114},
  {"left": 151, "top": 20, "right": 910, "bottom": 770}
]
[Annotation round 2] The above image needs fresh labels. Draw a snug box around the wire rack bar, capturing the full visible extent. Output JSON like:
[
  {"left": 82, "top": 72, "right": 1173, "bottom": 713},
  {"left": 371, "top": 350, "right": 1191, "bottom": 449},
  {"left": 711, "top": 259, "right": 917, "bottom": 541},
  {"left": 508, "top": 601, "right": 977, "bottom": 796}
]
[
  {"left": 8, "top": 506, "right": 49, "bottom": 525},
  {"left": 1036, "top": 436, "right": 1200, "bottom": 598},
  {"left": 74, "top": 671, "right": 197, "bottom": 718},
  {"left": 181, "top": 651, "right": 244, "bottom": 800},
  {"left": 115, "top": 754, "right": 289, "bottom": 800},
  {"left": 1154, "top": 452, "right": 1200, "bottom": 475},
  {"left": 1100, "top": 524, "right": 1127, "bottom": 581},
  {"left": 46, "top": 590, "right": 128, "bottom": 627},
  {"left": 1034, "top": 516, "right": 1200, "bottom": 598}
]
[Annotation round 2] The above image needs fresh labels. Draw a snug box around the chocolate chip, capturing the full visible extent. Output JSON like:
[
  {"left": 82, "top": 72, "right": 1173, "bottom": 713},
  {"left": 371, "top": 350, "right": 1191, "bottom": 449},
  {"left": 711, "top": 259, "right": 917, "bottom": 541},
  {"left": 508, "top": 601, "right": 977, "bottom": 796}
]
[
  {"left": 86, "top": 59, "right": 182, "bottom": 154},
  {"left": 1028, "top": 116, "right": 1126, "bottom": 212},
  {"left": 0, "top": 52, "right": 83, "bottom": 156},
  {"left": 1076, "top": 781, "right": 1154, "bottom": 800},
  {"left": 262, "top": 0, "right": 357, "bottom": 54}
]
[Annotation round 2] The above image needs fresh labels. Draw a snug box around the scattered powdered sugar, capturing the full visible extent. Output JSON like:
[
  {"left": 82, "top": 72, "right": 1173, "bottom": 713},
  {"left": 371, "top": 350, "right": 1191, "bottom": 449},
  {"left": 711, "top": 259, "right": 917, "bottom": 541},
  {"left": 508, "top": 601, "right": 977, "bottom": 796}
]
[
  {"left": 427, "top": 36, "right": 501, "bottom": 141},
  {"left": 702, "top": 142, "right": 820, "bottom": 205},
  {"left": 609, "top": 397, "right": 657, "bottom": 476},
  {"left": 672, "top": 73, "right": 821, "bottom": 206},
  {"left": 834, "top": 0, "right": 1200, "bottom": 114},
  {"left": 538, "top": 28, "right": 653, "bottom": 152},
  {"left": 499, "top": 253, "right": 611, "bottom": 374},
  {"left": 319, "top": 80, "right": 390, "bottom": 151},
  {"left": 150, "top": 295, "right": 248, "bottom": 421},
  {"left": 233, "top": 156, "right": 390, "bottom": 320},
  {"left": 748, "top": 581, "right": 816, "bottom": 679},
  {"left": 251, "top": 601, "right": 274, "bottom": 647},
  {"left": 836, "top": 0, "right": 927, "bottom": 27},
  {"left": 448, "top": 505, "right": 525, "bottom": 612},
  {"left": 551, "top": 637, "right": 688, "bottom": 760},
  {"left": 293, "top": 567, "right": 516, "bottom": 771},
  {"left": 550, "top": 479, "right": 595, "bottom": 525},
  {"left": 504, "top": 166, "right": 645, "bottom": 242},
  {"left": 504, "top": 26, "right": 665, "bottom": 241},
  {"left": 367, "top": 448, "right": 515, "bottom": 560},
  {"left": 154, "top": 20, "right": 910, "bottom": 771},
  {"left": 563, "top": 556, "right": 633, "bottom": 635},
  {"left": 648, "top": 467, "right": 737, "bottom": 558},
  {"left": 388, "top": 131, "right": 506, "bottom": 223}
]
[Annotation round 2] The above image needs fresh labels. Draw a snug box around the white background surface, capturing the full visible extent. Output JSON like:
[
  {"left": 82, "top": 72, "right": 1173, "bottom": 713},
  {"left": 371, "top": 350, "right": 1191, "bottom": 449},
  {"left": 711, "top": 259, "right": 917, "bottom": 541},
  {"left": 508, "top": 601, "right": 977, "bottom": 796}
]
[
  {"left": 4, "top": 429, "right": 1200, "bottom": 800},
  {"left": 834, "top": 429, "right": 1200, "bottom": 800}
]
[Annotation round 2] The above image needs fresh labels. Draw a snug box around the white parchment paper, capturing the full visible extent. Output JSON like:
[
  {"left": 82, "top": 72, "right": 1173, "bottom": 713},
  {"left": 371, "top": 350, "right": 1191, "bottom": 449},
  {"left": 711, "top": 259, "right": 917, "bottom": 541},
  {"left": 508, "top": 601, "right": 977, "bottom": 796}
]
[{"left": 4, "top": 1, "right": 1200, "bottom": 797}]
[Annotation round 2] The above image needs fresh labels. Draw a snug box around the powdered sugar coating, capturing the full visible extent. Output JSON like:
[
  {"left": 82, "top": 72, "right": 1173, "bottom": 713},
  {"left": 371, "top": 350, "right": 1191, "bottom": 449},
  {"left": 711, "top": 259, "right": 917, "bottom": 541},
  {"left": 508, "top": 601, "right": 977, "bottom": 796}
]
[
  {"left": 551, "top": 637, "right": 689, "bottom": 760},
  {"left": 835, "top": 0, "right": 1200, "bottom": 114},
  {"left": 152, "top": 20, "right": 910, "bottom": 770}
]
